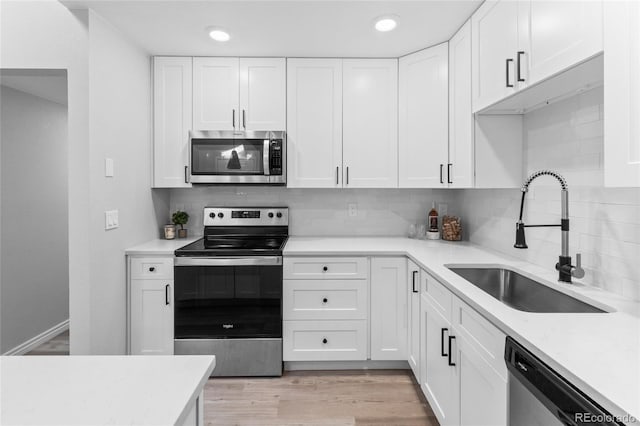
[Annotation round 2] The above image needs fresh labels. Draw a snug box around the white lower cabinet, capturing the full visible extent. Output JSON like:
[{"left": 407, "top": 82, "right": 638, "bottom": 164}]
[
  {"left": 128, "top": 256, "right": 174, "bottom": 355},
  {"left": 283, "top": 320, "right": 368, "bottom": 361},
  {"left": 370, "top": 257, "right": 408, "bottom": 360},
  {"left": 407, "top": 260, "right": 421, "bottom": 378}
]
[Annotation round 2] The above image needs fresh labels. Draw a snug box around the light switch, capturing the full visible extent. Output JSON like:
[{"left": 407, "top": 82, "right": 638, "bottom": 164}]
[
  {"left": 105, "top": 210, "right": 119, "bottom": 230},
  {"left": 105, "top": 158, "right": 114, "bottom": 177}
]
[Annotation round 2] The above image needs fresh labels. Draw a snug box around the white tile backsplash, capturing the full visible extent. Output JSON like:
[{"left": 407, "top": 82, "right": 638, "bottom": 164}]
[{"left": 455, "top": 87, "right": 640, "bottom": 301}]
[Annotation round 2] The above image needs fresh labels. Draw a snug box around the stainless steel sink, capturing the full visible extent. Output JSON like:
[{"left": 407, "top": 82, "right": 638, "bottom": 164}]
[{"left": 447, "top": 267, "right": 606, "bottom": 313}]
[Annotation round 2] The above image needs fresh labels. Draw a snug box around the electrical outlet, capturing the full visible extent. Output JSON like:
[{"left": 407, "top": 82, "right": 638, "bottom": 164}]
[
  {"left": 438, "top": 203, "right": 448, "bottom": 216},
  {"left": 348, "top": 203, "right": 358, "bottom": 217},
  {"left": 105, "top": 210, "right": 119, "bottom": 230}
]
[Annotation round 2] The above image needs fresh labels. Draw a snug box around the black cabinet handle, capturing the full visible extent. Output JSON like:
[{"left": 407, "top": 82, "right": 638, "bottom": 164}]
[
  {"left": 506, "top": 59, "right": 514, "bottom": 88},
  {"left": 346, "top": 167, "right": 349, "bottom": 185},
  {"left": 242, "top": 109, "right": 246, "bottom": 129},
  {"left": 322, "top": 297, "right": 328, "bottom": 303},
  {"left": 232, "top": 109, "right": 236, "bottom": 128},
  {"left": 517, "top": 51, "right": 525, "bottom": 82},
  {"left": 322, "top": 338, "right": 328, "bottom": 344},
  {"left": 447, "top": 163, "right": 453, "bottom": 184},
  {"left": 441, "top": 328, "right": 448, "bottom": 357},
  {"left": 412, "top": 271, "right": 418, "bottom": 293},
  {"left": 336, "top": 166, "right": 339, "bottom": 185},
  {"left": 149, "top": 267, "right": 155, "bottom": 272},
  {"left": 184, "top": 166, "right": 189, "bottom": 184},
  {"left": 323, "top": 266, "right": 328, "bottom": 272},
  {"left": 448, "top": 335, "right": 456, "bottom": 366},
  {"left": 165, "top": 284, "right": 170, "bottom": 306},
  {"left": 439, "top": 164, "right": 444, "bottom": 184}
]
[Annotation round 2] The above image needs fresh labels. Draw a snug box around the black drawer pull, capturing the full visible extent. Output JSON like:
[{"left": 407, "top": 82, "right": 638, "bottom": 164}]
[
  {"left": 322, "top": 298, "right": 328, "bottom": 303},
  {"left": 165, "top": 284, "right": 170, "bottom": 306},
  {"left": 149, "top": 267, "right": 155, "bottom": 272},
  {"left": 412, "top": 270, "right": 418, "bottom": 293},
  {"left": 322, "top": 338, "right": 328, "bottom": 344},
  {"left": 441, "top": 328, "right": 448, "bottom": 357},
  {"left": 448, "top": 335, "right": 456, "bottom": 366},
  {"left": 506, "top": 58, "right": 514, "bottom": 88},
  {"left": 322, "top": 266, "right": 328, "bottom": 272}
]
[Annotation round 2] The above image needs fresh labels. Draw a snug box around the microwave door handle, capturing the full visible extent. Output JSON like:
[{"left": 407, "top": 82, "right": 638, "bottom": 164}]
[{"left": 263, "top": 139, "right": 270, "bottom": 176}]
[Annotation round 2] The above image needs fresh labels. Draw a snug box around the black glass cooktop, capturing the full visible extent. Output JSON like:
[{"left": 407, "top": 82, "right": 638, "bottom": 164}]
[{"left": 175, "top": 235, "right": 288, "bottom": 257}]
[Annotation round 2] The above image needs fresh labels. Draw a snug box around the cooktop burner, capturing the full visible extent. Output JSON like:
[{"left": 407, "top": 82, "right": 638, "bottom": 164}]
[{"left": 176, "top": 236, "right": 288, "bottom": 257}]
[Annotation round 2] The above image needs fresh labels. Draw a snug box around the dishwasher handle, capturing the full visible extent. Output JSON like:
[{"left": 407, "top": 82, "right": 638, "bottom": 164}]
[{"left": 504, "top": 337, "right": 622, "bottom": 426}]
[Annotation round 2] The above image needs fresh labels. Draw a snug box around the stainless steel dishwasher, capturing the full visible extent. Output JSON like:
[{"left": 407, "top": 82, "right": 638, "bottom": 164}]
[{"left": 505, "top": 337, "right": 626, "bottom": 426}]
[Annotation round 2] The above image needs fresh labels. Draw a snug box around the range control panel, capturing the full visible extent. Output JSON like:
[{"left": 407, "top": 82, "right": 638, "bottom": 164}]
[{"left": 204, "top": 207, "right": 289, "bottom": 226}]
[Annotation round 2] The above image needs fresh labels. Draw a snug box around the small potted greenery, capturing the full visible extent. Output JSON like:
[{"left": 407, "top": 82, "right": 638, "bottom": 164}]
[{"left": 172, "top": 210, "right": 190, "bottom": 238}]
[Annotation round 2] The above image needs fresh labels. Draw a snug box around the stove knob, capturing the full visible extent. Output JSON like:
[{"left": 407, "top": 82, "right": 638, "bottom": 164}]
[
  {"left": 276, "top": 212, "right": 283, "bottom": 218},
  {"left": 209, "top": 212, "right": 215, "bottom": 219},
  {"left": 218, "top": 213, "right": 224, "bottom": 218},
  {"left": 268, "top": 212, "right": 274, "bottom": 218}
]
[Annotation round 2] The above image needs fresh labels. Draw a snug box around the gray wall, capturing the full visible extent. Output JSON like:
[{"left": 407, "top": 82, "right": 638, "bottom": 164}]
[{"left": 0, "top": 85, "right": 69, "bottom": 353}]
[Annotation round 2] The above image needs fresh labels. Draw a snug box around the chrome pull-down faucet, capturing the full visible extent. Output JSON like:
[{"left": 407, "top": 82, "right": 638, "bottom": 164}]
[{"left": 514, "top": 170, "right": 585, "bottom": 283}]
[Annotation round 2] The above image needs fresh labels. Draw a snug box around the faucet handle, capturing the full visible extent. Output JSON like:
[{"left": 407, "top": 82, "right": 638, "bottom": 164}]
[{"left": 572, "top": 253, "right": 585, "bottom": 279}]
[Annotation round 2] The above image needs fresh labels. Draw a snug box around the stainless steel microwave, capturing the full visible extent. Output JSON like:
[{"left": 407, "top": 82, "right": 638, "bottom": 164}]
[{"left": 189, "top": 130, "right": 286, "bottom": 185}]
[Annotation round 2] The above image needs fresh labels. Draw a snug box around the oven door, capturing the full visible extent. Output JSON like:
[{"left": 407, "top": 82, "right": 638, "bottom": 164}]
[
  {"left": 189, "top": 130, "right": 271, "bottom": 184},
  {"left": 173, "top": 257, "right": 282, "bottom": 339}
]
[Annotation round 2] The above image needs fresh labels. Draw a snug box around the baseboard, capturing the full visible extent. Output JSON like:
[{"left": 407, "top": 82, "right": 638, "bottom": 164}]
[
  {"left": 284, "top": 360, "right": 410, "bottom": 371},
  {"left": 3, "top": 319, "right": 69, "bottom": 356}
]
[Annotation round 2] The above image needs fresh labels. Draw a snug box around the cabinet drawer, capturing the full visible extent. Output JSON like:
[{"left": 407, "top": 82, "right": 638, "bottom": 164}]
[
  {"left": 283, "top": 320, "right": 367, "bottom": 361},
  {"left": 452, "top": 297, "right": 507, "bottom": 379},
  {"left": 283, "top": 280, "right": 367, "bottom": 320},
  {"left": 130, "top": 257, "right": 174, "bottom": 280},
  {"left": 422, "top": 271, "right": 453, "bottom": 320},
  {"left": 284, "top": 257, "right": 368, "bottom": 280}
]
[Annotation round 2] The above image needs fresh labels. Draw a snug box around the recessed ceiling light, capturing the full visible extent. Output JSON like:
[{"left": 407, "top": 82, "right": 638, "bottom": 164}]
[
  {"left": 208, "top": 28, "right": 230, "bottom": 42},
  {"left": 374, "top": 16, "right": 398, "bottom": 32}
]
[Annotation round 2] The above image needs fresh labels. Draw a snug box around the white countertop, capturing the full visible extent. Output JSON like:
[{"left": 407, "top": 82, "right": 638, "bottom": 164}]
[
  {"left": 0, "top": 355, "right": 215, "bottom": 426},
  {"left": 125, "top": 237, "right": 200, "bottom": 255},
  {"left": 285, "top": 237, "right": 640, "bottom": 421}
]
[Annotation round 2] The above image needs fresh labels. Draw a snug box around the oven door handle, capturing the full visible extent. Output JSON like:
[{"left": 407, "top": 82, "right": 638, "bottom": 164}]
[
  {"left": 263, "top": 139, "right": 271, "bottom": 176},
  {"left": 175, "top": 256, "right": 282, "bottom": 266}
]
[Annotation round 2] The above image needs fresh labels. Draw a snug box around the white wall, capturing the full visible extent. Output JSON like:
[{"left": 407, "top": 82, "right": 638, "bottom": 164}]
[
  {"left": 0, "top": 0, "right": 92, "bottom": 354},
  {"left": 87, "top": 11, "right": 168, "bottom": 354},
  {"left": 0, "top": 85, "right": 69, "bottom": 353},
  {"left": 170, "top": 188, "right": 456, "bottom": 237},
  {"left": 456, "top": 87, "right": 640, "bottom": 301}
]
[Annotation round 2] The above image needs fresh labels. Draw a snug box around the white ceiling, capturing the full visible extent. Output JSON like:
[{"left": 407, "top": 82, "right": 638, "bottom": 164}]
[
  {"left": 0, "top": 70, "right": 68, "bottom": 105},
  {"left": 62, "top": 1, "right": 482, "bottom": 57}
]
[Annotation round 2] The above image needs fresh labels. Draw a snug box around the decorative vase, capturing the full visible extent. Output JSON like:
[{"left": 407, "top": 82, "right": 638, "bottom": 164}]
[
  {"left": 178, "top": 229, "right": 187, "bottom": 238},
  {"left": 164, "top": 225, "right": 176, "bottom": 240}
]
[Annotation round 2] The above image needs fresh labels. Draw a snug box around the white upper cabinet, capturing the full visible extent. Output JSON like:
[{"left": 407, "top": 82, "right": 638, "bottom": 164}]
[
  {"left": 153, "top": 57, "right": 192, "bottom": 188},
  {"left": 399, "top": 44, "right": 449, "bottom": 188},
  {"left": 604, "top": 0, "right": 640, "bottom": 187},
  {"left": 192, "top": 57, "right": 239, "bottom": 131},
  {"left": 526, "top": 0, "right": 603, "bottom": 85},
  {"left": 343, "top": 59, "right": 398, "bottom": 188},
  {"left": 239, "top": 58, "right": 286, "bottom": 130},
  {"left": 193, "top": 57, "right": 285, "bottom": 131},
  {"left": 286, "top": 59, "right": 343, "bottom": 188},
  {"left": 472, "top": 0, "right": 521, "bottom": 112},
  {"left": 370, "top": 257, "right": 407, "bottom": 361},
  {"left": 448, "top": 21, "right": 474, "bottom": 188}
]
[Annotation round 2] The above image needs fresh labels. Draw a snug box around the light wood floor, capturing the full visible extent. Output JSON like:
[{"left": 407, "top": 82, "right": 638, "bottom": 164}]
[{"left": 204, "top": 370, "right": 439, "bottom": 426}]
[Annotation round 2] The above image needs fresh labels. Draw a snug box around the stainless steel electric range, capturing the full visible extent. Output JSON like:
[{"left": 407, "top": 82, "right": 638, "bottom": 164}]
[{"left": 174, "top": 207, "right": 288, "bottom": 377}]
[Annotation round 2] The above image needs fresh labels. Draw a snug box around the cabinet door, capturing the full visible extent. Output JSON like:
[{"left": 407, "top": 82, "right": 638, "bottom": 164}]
[
  {"left": 526, "top": 0, "right": 603, "bottom": 86},
  {"left": 399, "top": 44, "right": 449, "bottom": 188},
  {"left": 286, "top": 59, "right": 343, "bottom": 188},
  {"left": 449, "top": 20, "right": 474, "bottom": 188},
  {"left": 370, "top": 257, "right": 407, "bottom": 360},
  {"left": 343, "top": 59, "right": 398, "bottom": 188},
  {"left": 239, "top": 58, "right": 286, "bottom": 131},
  {"left": 604, "top": 1, "right": 640, "bottom": 187},
  {"left": 407, "top": 261, "right": 421, "bottom": 378},
  {"left": 130, "top": 280, "right": 173, "bottom": 355},
  {"left": 457, "top": 335, "right": 508, "bottom": 426},
  {"left": 193, "top": 57, "right": 239, "bottom": 131},
  {"left": 153, "top": 57, "right": 192, "bottom": 188},
  {"left": 471, "top": 0, "right": 520, "bottom": 112},
  {"left": 420, "top": 294, "right": 459, "bottom": 426}
]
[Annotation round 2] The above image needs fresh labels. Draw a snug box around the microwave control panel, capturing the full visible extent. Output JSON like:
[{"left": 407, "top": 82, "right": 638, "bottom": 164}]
[{"left": 269, "top": 139, "right": 283, "bottom": 175}]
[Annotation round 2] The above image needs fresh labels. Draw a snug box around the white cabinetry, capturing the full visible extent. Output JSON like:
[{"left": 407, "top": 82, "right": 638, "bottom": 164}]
[
  {"left": 153, "top": 57, "right": 192, "bottom": 188},
  {"left": 472, "top": 0, "right": 603, "bottom": 113},
  {"left": 343, "top": 59, "right": 398, "bottom": 188},
  {"left": 128, "top": 256, "right": 174, "bottom": 355},
  {"left": 604, "top": 0, "right": 640, "bottom": 187},
  {"left": 286, "top": 59, "right": 343, "bottom": 188},
  {"left": 448, "top": 21, "right": 474, "bottom": 188},
  {"left": 370, "top": 257, "right": 407, "bottom": 360},
  {"left": 398, "top": 44, "right": 449, "bottom": 188},
  {"left": 193, "top": 57, "right": 285, "bottom": 131},
  {"left": 407, "top": 260, "right": 421, "bottom": 378}
]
